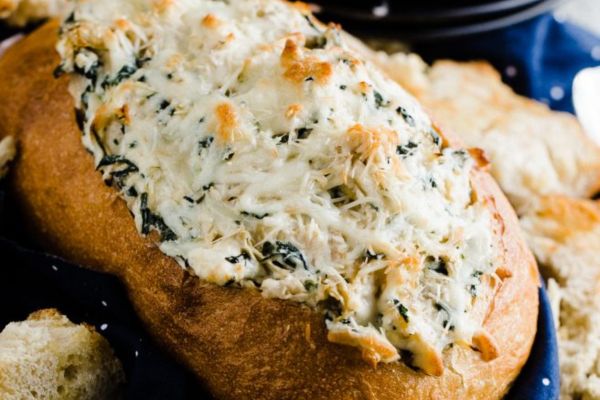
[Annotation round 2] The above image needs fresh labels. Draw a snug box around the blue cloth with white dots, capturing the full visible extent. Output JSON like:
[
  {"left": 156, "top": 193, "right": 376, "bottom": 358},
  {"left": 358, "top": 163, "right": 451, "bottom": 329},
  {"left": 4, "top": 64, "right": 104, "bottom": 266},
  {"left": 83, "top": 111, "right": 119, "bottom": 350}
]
[
  {"left": 414, "top": 13, "right": 600, "bottom": 114},
  {"left": 506, "top": 286, "right": 559, "bottom": 400}
]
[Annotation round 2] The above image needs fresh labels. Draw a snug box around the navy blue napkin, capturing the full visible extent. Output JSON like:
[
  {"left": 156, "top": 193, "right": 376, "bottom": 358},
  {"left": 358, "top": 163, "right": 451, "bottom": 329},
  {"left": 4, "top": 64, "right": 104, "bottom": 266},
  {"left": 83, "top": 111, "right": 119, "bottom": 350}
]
[{"left": 507, "top": 286, "right": 559, "bottom": 400}]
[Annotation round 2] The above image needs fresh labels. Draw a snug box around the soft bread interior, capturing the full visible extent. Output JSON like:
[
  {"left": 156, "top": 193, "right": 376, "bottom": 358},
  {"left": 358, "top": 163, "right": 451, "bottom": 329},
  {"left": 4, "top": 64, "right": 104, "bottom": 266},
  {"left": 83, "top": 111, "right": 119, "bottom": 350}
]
[{"left": 0, "top": 309, "right": 124, "bottom": 400}]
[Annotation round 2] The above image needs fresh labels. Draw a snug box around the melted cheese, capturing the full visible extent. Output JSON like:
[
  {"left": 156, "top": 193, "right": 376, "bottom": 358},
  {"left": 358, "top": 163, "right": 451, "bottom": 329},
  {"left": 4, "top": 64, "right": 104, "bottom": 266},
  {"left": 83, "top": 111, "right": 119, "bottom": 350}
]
[{"left": 57, "top": 0, "right": 499, "bottom": 374}]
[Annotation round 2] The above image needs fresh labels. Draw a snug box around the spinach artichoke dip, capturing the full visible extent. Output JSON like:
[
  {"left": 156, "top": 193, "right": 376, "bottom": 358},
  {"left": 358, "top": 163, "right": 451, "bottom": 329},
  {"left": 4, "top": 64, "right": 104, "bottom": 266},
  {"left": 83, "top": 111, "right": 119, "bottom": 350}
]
[{"left": 56, "top": 0, "right": 501, "bottom": 375}]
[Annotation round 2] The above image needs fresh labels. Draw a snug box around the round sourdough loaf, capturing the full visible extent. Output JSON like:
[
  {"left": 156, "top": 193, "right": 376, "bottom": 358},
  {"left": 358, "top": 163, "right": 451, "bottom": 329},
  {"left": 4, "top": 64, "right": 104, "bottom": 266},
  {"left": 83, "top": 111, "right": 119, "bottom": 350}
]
[{"left": 0, "top": 20, "right": 539, "bottom": 400}]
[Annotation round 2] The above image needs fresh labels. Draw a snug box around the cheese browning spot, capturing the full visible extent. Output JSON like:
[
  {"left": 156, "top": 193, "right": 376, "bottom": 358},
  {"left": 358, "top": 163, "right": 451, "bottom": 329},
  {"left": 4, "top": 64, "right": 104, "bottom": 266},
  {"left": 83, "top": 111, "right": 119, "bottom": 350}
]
[
  {"left": 472, "top": 329, "right": 499, "bottom": 361},
  {"left": 58, "top": 0, "right": 501, "bottom": 374},
  {"left": 153, "top": 0, "right": 173, "bottom": 13},
  {"left": 281, "top": 39, "right": 332, "bottom": 85},
  {"left": 201, "top": 13, "right": 220, "bottom": 28},
  {"left": 215, "top": 102, "right": 241, "bottom": 143},
  {"left": 347, "top": 124, "right": 398, "bottom": 163},
  {"left": 285, "top": 104, "right": 303, "bottom": 119},
  {"left": 327, "top": 328, "right": 399, "bottom": 367}
]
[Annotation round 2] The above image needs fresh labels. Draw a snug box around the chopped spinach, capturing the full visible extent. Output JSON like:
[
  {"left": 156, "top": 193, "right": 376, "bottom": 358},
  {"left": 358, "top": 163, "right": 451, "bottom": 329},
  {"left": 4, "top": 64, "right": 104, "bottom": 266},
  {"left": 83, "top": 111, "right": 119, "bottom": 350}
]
[
  {"left": 430, "top": 129, "right": 441, "bottom": 146},
  {"left": 96, "top": 154, "right": 139, "bottom": 179},
  {"left": 136, "top": 56, "right": 152, "bottom": 68},
  {"left": 396, "top": 141, "right": 418, "bottom": 157},
  {"left": 273, "top": 133, "right": 289, "bottom": 144},
  {"left": 365, "top": 249, "right": 384, "bottom": 262},
  {"left": 393, "top": 299, "right": 410, "bottom": 322},
  {"left": 64, "top": 11, "right": 75, "bottom": 24},
  {"left": 303, "top": 14, "right": 321, "bottom": 33},
  {"left": 223, "top": 150, "right": 235, "bottom": 161},
  {"left": 374, "top": 91, "right": 389, "bottom": 109},
  {"left": 225, "top": 250, "right": 250, "bottom": 264},
  {"left": 241, "top": 211, "right": 270, "bottom": 220},
  {"left": 159, "top": 100, "right": 170, "bottom": 111},
  {"left": 74, "top": 108, "right": 86, "bottom": 131},
  {"left": 101, "top": 64, "right": 138, "bottom": 89},
  {"left": 139, "top": 193, "right": 177, "bottom": 241},
  {"left": 127, "top": 187, "right": 138, "bottom": 197},
  {"left": 261, "top": 240, "right": 308, "bottom": 270},
  {"left": 73, "top": 50, "right": 101, "bottom": 85},
  {"left": 396, "top": 106, "right": 415, "bottom": 127},
  {"left": 322, "top": 297, "right": 342, "bottom": 321},
  {"left": 198, "top": 136, "right": 214, "bottom": 154},
  {"left": 434, "top": 302, "right": 454, "bottom": 330},
  {"left": 305, "top": 35, "right": 327, "bottom": 49},
  {"left": 425, "top": 256, "right": 448, "bottom": 276},
  {"left": 296, "top": 127, "right": 313, "bottom": 140}
]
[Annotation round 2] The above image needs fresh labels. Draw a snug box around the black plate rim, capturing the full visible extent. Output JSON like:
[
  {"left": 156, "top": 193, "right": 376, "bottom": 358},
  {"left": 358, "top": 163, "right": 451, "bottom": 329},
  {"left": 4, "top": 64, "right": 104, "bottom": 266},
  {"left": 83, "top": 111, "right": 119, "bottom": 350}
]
[
  {"left": 327, "top": 0, "right": 567, "bottom": 42},
  {"left": 319, "top": 0, "right": 544, "bottom": 24}
]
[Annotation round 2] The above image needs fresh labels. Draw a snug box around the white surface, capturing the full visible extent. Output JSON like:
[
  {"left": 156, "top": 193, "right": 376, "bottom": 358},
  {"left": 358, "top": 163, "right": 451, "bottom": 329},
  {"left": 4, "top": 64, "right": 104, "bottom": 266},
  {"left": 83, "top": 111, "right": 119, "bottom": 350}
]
[
  {"left": 556, "top": 0, "right": 600, "bottom": 36},
  {"left": 556, "top": 1, "right": 600, "bottom": 143},
  {"left": 573, "top": 66, "right": 600, "bottom": 145}
]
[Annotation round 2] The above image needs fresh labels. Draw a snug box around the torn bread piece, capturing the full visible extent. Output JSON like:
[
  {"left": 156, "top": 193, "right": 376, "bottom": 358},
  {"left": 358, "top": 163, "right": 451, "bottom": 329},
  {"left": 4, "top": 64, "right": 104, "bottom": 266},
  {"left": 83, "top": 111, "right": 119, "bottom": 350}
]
[
  {"left": 0, "top": 308, "right": 125, "bottom": 400},
  {"left": 521, "top": 196, "right": 600, "bottom": 400},
  {"left": 366, "top": 54, "right": 600, "bottom": 213}
]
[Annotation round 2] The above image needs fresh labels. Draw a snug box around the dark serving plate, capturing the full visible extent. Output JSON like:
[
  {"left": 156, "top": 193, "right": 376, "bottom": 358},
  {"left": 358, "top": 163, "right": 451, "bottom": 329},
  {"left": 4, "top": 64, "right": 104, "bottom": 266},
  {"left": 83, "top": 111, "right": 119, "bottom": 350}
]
[
  {"left": 317, "top": 0, "right": 543, "bottom": 24},
  {"left": 313, "top": 0, "right": 567, "bottom": 41}
]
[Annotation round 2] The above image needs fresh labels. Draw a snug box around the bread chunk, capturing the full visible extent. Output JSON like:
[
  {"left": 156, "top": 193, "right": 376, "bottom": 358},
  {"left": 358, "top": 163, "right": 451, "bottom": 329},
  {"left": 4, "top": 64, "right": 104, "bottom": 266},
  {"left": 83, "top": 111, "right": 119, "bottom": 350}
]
[
  {"left": 521, "top": 196, "right": 600, "bottom": 399},
  {"left": 0, "top": 309, "right": 125, "bottom": 400}
]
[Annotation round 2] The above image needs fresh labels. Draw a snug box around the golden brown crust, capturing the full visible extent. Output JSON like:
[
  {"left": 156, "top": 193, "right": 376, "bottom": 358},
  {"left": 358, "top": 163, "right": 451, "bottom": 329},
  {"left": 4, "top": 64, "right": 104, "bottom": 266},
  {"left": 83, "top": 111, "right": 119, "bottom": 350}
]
[{"left": 0, "top": 21, "right": 539, "bottom": 400}]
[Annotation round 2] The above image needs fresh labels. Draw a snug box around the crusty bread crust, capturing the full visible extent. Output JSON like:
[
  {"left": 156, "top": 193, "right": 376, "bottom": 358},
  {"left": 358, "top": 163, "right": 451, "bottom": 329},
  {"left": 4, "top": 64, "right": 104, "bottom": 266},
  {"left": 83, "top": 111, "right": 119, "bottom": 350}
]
[{"left": 0, "top": 21, "right": 539, "bottom": 400}]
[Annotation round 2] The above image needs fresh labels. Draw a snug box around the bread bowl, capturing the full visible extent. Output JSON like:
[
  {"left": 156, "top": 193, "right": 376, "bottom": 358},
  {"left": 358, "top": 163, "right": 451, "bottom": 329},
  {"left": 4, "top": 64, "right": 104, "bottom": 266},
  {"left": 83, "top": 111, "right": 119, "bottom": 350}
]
[{"left": 0, "top": 1, "right": 539, "bottom": 398}]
